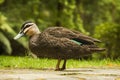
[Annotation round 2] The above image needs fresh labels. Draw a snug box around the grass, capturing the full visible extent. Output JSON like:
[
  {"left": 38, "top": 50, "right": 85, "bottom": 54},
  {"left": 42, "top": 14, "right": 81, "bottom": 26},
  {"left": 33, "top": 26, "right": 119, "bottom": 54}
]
[{"left": 0, "top": 55, "right": 120, "bottom": 69}]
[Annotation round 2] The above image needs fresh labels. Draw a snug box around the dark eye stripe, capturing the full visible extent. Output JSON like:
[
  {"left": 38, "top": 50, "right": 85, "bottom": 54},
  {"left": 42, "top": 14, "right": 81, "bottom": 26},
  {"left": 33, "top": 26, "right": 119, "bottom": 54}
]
[
  {"left": 23, "top": 24, "right": 31, "bottom": 30},
  {"left": 21, "top": 24, "right": 33, "bottom": 32}
]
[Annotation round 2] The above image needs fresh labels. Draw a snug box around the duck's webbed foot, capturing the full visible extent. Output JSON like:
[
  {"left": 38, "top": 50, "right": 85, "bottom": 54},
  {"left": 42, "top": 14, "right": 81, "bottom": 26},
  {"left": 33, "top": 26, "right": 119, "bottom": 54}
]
[
  {"left": 55, "top": 67, "right": 66, "bottom": 71},
  {"left": 55, "top": 68, "right": 62, "bottom": 71}
]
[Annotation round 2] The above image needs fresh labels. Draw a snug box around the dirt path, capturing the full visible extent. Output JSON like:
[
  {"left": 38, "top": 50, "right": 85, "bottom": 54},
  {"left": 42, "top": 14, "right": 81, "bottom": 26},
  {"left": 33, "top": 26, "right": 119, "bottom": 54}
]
[{"left": 0, "top": 68, "right": 120, "bottom": 80}]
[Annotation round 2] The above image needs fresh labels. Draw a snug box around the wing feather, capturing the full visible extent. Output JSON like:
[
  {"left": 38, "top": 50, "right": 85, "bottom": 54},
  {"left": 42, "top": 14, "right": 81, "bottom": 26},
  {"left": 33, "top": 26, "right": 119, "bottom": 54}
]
[{"left": 44, "top": 27, "right": 101, "bottom": 44}]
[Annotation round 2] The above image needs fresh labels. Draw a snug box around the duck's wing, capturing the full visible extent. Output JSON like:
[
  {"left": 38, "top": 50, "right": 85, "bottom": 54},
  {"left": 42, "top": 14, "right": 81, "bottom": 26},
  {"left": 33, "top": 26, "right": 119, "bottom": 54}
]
[
  {"left": 40, "top": 33, "right": 105, "bottom": 57},
  {"left": 44, "top": 27, "right": 101, "bottom": 45}
]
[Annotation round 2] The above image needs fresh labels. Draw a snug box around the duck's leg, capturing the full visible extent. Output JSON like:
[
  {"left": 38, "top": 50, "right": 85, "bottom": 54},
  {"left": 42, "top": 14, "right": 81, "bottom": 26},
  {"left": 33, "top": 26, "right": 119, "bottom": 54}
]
[
  {"left": 60, "top": 59, "right": 67, "bottom": 70},
  {"left": 55, "top": 58, "right": 61, "bottom": 71}
]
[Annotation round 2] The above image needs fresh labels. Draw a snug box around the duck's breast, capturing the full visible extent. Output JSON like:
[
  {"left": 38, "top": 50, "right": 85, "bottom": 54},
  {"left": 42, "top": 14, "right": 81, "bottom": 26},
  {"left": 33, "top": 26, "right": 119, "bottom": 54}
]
[{"left": 29, "top": 34, "right": 60, "bottom": 58}]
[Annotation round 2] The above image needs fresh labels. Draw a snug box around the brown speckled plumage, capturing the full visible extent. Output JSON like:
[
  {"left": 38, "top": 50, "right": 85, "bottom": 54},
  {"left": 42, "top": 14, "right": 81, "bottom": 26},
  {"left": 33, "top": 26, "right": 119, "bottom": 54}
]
[
  {"left": 14, "top": 22, "right": 105, "bottom": 71},
  {"left": 29, "top": 27, "right": 102, "bottom": 58}
]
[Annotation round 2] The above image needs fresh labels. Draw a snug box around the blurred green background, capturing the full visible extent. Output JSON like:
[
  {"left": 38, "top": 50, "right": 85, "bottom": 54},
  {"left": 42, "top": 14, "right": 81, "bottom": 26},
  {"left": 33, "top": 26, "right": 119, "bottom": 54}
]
[{"left": 0, "top": 0, "right": 120, "bottom": 59}]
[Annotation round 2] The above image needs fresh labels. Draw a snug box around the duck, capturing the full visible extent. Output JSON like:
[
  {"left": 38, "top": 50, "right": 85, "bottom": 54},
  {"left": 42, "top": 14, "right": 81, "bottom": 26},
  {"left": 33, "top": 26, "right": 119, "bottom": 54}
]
[{"left": 14, "top": 21, "right": 105, "bottom": 71}]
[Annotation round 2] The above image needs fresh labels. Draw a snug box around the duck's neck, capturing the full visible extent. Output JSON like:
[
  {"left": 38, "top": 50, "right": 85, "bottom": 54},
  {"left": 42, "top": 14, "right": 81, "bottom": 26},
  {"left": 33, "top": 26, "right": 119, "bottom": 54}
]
[
  {"left": 35, "top": 28, "right": 41, "bottom": 34},
  {"left": 34, "top": 24, "right": 41, "bottom": 34},
  {"left": 28, "top": 27, "right": 41, "bottom": 38}
]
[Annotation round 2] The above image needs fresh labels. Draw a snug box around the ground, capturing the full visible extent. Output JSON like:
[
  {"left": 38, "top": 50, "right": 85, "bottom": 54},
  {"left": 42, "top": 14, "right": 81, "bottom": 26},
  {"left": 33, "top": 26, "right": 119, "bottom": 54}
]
[{"left": 0, "top": 68, "right": 120, "bottom": 80}]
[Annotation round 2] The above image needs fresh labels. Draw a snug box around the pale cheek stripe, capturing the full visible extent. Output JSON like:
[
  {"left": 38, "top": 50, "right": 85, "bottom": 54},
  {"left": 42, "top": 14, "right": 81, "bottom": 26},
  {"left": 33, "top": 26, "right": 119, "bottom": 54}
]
[{"left": 23, "top": 27, "right": 32, "bottom": 33}]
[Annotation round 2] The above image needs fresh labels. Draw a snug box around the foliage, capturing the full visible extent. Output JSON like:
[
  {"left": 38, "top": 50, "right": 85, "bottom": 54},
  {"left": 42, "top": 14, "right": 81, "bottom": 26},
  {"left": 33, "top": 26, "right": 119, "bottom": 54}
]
[
  {"left": 0, "top": 12, "right": 27, "bottom": 55},
  {"left": 0, "top": 13, "right": 13, "bottom": 54},
  {"left": 93, "top": 0, "right": 120, "bottom": 58},
  {"left": 94, "top": 22, "right": 120, "bottom": 58},
  {"left": 0, "top": 32, "right": 11, "bottom": 54}
]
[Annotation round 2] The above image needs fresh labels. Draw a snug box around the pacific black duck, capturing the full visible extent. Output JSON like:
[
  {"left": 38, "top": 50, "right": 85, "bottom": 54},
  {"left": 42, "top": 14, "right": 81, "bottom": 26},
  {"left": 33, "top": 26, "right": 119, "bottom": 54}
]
[{"left": 14, "top": 21, "right": 105, "bottom": 71}]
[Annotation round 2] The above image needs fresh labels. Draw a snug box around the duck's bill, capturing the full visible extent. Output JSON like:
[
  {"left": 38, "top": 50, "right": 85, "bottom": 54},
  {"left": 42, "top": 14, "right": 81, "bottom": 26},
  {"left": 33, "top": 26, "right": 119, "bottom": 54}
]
[{"left": 14, "top": 33, "right": 24, "bottom": 40}]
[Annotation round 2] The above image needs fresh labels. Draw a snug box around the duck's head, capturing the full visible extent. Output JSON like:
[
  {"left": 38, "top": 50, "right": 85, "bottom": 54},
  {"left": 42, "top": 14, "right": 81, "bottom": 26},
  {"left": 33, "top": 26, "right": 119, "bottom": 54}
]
[{"left": 14, "top": 21, "right": 40, "bottom": 40}]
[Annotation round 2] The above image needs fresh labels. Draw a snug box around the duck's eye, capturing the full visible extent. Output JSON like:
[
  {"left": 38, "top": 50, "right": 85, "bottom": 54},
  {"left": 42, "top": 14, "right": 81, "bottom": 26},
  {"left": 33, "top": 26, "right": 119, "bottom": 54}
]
[{"left": 25, "top": 24, "right": 31, "bottom": 28}]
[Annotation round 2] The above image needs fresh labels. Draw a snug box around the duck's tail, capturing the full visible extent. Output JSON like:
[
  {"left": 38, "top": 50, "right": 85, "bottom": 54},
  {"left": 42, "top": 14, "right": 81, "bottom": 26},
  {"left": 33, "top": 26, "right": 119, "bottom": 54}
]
[
  {"left": 82, "top": 45, "right": 105, "bottom": 52},
  {"left": 90, "top": 48, "right": 105, "bottom": 52}
]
